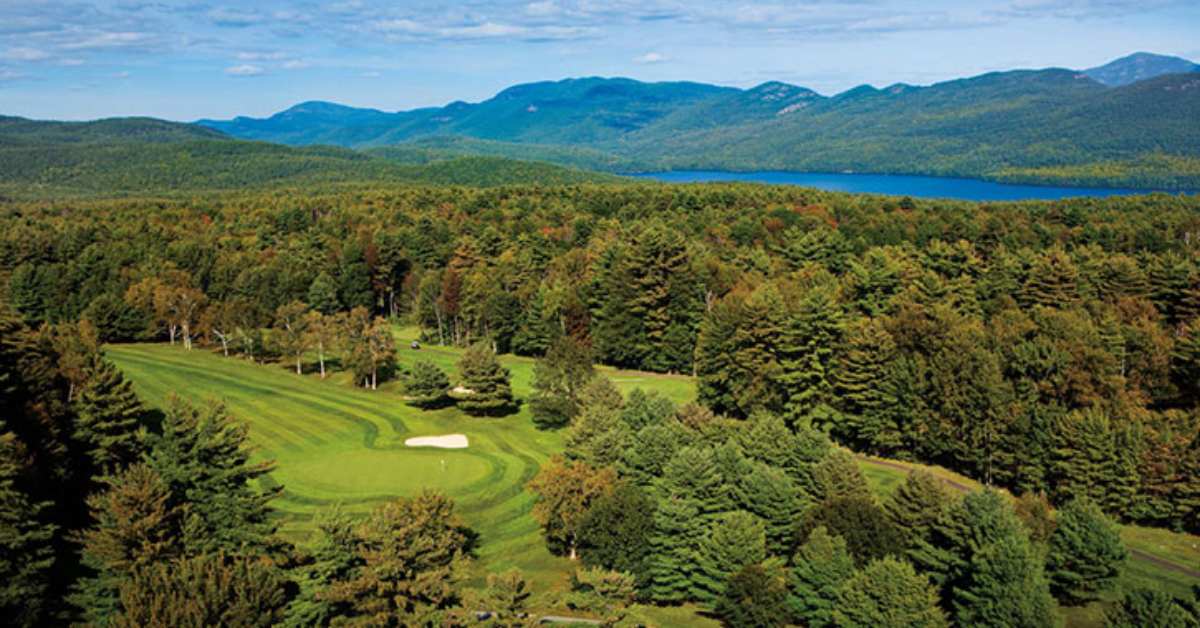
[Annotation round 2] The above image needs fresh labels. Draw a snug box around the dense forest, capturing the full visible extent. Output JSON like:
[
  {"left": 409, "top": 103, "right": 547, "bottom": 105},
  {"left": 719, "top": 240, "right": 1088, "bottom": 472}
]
[{"left": 2, "top": 182, "right": 1200, "bottom": 626}]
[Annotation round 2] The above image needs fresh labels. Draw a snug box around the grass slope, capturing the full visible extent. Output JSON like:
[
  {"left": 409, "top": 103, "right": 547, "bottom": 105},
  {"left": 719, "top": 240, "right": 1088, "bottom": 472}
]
[{"left": 105, "top": 327, "right": 692, "bottom": 600}]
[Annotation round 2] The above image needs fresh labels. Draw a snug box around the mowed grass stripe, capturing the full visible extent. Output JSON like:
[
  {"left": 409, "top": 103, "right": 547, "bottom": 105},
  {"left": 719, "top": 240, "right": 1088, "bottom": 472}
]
[
  {"left": 105, "top": 341, "right": 577, "bottom": 591},
  {"left": 109, "top": 348, "right": 396, "bottom": 449}
]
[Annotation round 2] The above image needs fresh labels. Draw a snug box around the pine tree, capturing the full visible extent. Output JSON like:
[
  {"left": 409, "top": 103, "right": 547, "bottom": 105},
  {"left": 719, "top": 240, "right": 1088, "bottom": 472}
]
[
  {"left": 1046, "top": 498, "right": 1127, "bottom": 604},
  {"left": 811, "top": 449, "right": 872, "bottom": 503},
  {"left": 1105, "top": 588, "right": 1194, "bottom": 628},
  {"left": 910, "top": 490, "right": 1054, "bottom": 627},
  {"left": 646, "top": 496, "right": 704, "bottom": 603},
  {"left": 832, "top": 318, "right": 901, "bottom": 452},
  {"left": 0, "top": 424, "right": 56, "bottom": 628},
  {"left": 734, "top": 461, "right": 805, "bottom": 555},
  {"left": 696, "top": 511, "right": 767, "bottom": 605},
  {"left": 337, "top": 241, "right": 374, "bottom": 311},
  {"left": 72, "top": 353, "right": 146, "bottom": 474},
  {"left": 475, "top": 569, "right": 535, "bottom": 628},
  {"left": 1051, "top": 407, "right": 1140, "bottom": 515},
  {"left": 716, "top": 561, "right": 791, "bottom": 628},
  {"left": 1021, "top": 248, "right": 1081, "bottom": 308},
  {"left": 112, "top": 552, "right": 291, "bottom": 628},
  {"left": 777, "top": 283, "right": 843, "bottom": 425},
  {"left": 284, "top": 507, "right": 359, "bottom": 627},
  {"left": 144, "top": 397, "right": 280, "bottom": 555},
  {"left": 1148, "top": 252, "right": 1193, "bottom": 325},
  {"left": 833, "top": 557, "right": 949, "bottom": 628},
  {"left": 566, "top": 405, "right": 633, "bottom": 468},
  {"left": 799, "top": 496, "right": 904, "bottom": 566},
  {"left": 70, "top": 463, "right": 184, "bottom": 625},
  {"left": 1172, "top": 319, "right": 1200, "bottom": 405},
  {"left": 317, "top": 492, "right": 471, "bottom": 624},
  {"left": 789, "top": 526, "right": 855, "bottom": 628},
  {"left": 453, "top": 341, "right": 517, "bottom": 416},
  {"left": 402, "top": 359, "right": 451, "bottom": 408},
  {"left": 618, "top": 421, "right": 692, "bottom": 487},
  {"left": 739, "top": 412, "right": 831, "bottom": 498},
  {"left": 885, "top": 471, "right": 956, "bottom": 551},
  {"left": 619, "top": 388, "right": 676, "bottom": 431},
  {"left": 657, "top": 446, "right": 733, "bottom": 517}
]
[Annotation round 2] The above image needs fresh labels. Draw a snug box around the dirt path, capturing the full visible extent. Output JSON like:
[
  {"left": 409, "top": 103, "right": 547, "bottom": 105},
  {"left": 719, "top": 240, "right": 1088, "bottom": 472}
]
[{"left": 854, "top": 455, "right": 1200, "bottom": 581}]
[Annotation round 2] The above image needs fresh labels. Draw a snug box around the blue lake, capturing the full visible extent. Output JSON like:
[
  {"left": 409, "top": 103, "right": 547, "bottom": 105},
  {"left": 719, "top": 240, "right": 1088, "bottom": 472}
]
[{"left": 633, "top": 170, "right": 1188, "bottom": 202}]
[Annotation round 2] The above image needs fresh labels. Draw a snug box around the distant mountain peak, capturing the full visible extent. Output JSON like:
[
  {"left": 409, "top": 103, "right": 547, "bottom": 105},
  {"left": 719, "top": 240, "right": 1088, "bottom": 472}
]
[{"left": 1084, "top": 52, "right": 1199, "bottom": 86}]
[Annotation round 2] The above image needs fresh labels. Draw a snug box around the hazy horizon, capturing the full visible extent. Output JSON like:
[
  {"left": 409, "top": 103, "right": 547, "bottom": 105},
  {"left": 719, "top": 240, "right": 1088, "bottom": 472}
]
[{"left": 1, "top": 0, "right": 1198, "bottom": 121}]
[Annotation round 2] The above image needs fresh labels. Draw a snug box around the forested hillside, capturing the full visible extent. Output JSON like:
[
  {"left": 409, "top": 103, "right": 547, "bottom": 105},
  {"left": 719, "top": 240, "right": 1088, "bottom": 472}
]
[
  {"left": 0, "top": 117, "right": 618, "bottom": 197},
  {"left": 199, "top": 57, "right": 1200, "bottom": 189}
]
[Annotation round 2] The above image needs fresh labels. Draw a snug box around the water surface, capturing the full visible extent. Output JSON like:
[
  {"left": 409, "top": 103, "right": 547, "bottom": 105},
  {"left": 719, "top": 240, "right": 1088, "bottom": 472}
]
[{"left": 634, "top": 170, "right": 1185, "bottom": 201}]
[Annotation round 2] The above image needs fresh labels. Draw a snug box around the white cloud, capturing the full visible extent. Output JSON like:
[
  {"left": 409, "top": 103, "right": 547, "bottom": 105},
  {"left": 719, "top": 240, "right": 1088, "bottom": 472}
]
[
  {"left": 209, "top": 7, "right": 264, "bottom": 28},
  {"left": 0, "top": 68, "right": 26, "bottom": 82},
  {"left": 362, "top": 70, "right": 382, "bottom": 78},
  {"left": 236, "top": 51, "right": 286, "bottom": 61},
  {"left": 225, "top": 64, "right": 264, "bottom": 76},
  {"left": 112, "top": 70, "right": 131, "bottom": 78},
  {"left": 633, "top": 51, "right": 667, "bottom": 64},
  {"left": 62, "top": 31, "right": 157, "bottom": 51},
  {"left": 3, "top": 47, "right": 50, "bottom": 62}
]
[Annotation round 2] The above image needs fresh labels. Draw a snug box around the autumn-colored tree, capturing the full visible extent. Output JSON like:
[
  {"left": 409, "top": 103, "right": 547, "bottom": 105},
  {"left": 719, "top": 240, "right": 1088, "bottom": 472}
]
[{"left": 526, "top": 456, "right": 617, "bottom": 560}]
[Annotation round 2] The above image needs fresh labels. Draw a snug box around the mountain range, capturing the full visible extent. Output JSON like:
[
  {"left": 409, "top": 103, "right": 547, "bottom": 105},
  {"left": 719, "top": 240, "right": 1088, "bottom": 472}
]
[{"left": 194, "top": 52, "right": 1200, "bottom": 189}]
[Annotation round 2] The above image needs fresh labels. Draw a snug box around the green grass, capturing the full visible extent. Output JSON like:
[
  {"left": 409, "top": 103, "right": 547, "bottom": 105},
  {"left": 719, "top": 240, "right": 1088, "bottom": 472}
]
[
  {"left": 106, "top": 327, "right": 694, "bottom": 610},
  {"left": 106, "top": 332, "right": 1194, "bottom": 626}
]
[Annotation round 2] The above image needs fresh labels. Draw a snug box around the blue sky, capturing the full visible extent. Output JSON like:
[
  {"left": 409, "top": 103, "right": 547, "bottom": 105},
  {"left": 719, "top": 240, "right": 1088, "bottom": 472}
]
[{"left": 1, "top": 0, "right": 1198, "bottom": 121}]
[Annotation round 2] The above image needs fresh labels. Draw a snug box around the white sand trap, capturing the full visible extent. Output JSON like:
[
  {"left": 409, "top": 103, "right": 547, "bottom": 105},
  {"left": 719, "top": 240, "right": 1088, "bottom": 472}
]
[{"left": 404, "top": 434, "right": 469, "bottom": 449}]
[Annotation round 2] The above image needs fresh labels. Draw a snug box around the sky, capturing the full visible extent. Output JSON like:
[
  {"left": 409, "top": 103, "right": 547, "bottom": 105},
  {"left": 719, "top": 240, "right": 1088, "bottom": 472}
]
[{"left": 1, "top": 0, "right": 1198, "bottom": 121}]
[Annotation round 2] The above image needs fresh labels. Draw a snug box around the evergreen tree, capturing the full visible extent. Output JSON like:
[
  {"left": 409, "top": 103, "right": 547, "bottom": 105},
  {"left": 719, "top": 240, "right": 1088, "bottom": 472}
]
[
  {"left": 317, "top": 492, "right": 471, "bottom": 624},
  {"left": 833, "top": 557, "right": 949, "bottom": 628},
  {"left": 577, "top": 483, "right": 655, "bottom": 587},
  {"left": 646, "top": 496, "right": 704, "bottom": 603},
  {"left": 1105, "top": 588, "right": 1194, "bottom": 628},
  {"left": 1021, "top": 248, "right": 1080, "bottom": 308},
  {"left": 1046, "top": 498, "right": 1127, "bottom": 604},
  {"left": 1051, "top": 407, "right": 1140, "bottom": 515},
  {"left": 716, "top": 561, "right": 791, "bottom": 628},
  {"left": 71, "top": 464, "right": 184, "bottom": 625},
  {"left": 112, "top": 552, "right": 291, "bottom": 628},
  {"left": 696, "top": 511, "right": 767, "bottom": 605},
  {"left": 777, "top": 283, "right": 843, "bottom": 425},
  {"left": 811, "top": 449, "right": 872, "bottom": 503},
  {"left": 739, "top": 412, "right": 831, "bottom": 498},
  {"left": 306, "top": 271, "right": 341, "bottom": 316},
  {"left": 953, "top": 533, "right": 1055, "bottom": 628},
  {"left": 657, "top": 446, "right": 733, "bottom": 518},
  {"left": 284, "top": 507, "right": 359, "bottom": 627},
  {"left": 911, "top": 490, "right": 1055, "bottom": 628},
  {"left": 453, "top": 341, "right": 517, "bottom": 416},
  {"left": 474, "top": 569, "right": 535, "bottom": 628},
  {"left": 1172, "top": 319, "right": 1200, "bottom": 405},
  {"left": 529, "top": 336, "right": 594, "bottom": 429},
  {"left": 337, "top": 241, "right": 374, "bottom": 311},
  {"left": 734, "top": 460, "right": 805, "bottom": 555},
  {"left": 799, "top": 496, "right": 904, "bottom": 566},
  {"left": 832, "top": 318, "right": 901, "bottom": 452},
  {"left": 617, "top": 421, "right": 692, "bottom": 487},
  {"left": 143, "top": 397, "right": 280, "bottom": 555},
  {"left": 619, "top": 387, "right": 676, "bottom": 431},
  {"left": 789, "top": 526, "right": 855, "bottom": 628},
  {"left": 402, "top": 359, "right": 451, "bottom": 408},
  {"left": 1013, "top": 491, "right": 1057, "bottom": 545},
  {"left": 885, "top": 471, "right": 956, "bottom": 550},
  {"left": 0, "top": 424, "right": 56, "bottom": 628},
  {"left": 72, "top": 353, "right": 146, "bottom": 474},
  {"left": 564, "top": 404, "right": 632, "bottom": 468}
]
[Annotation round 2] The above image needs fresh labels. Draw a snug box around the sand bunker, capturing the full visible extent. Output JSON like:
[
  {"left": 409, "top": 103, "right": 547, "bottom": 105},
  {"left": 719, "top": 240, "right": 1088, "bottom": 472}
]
[{"left": 404, "top": 434, "right": 469, "bottom": 449}]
